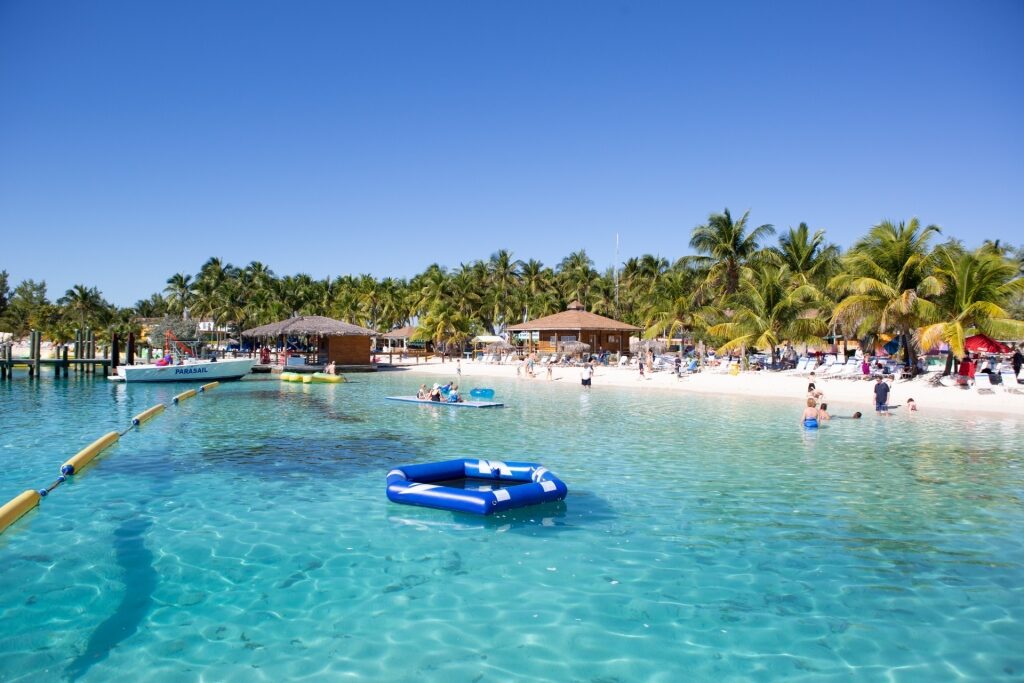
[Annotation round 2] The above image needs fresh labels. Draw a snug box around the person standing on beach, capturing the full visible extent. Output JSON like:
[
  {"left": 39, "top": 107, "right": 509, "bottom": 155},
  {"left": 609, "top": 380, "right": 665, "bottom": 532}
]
[
  {"left": 581, "top": 361, "right": 593, "bottom": 390},
  {"left": 873, "top": 376, "right": 891, "bottom": 416},
  {"left": 1013, "top": 345, "right": 1023, "bottom": 377},
  {"left": 456, "top": 359, "right": 461, "bottom": 378}
]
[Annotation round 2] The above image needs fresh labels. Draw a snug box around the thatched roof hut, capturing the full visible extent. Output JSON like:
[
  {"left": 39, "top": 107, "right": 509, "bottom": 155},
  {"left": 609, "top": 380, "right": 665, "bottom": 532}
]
[
  {"left": 242, "top": 316, "right": 379, "bottom": 367},
  {"left": 242, "top": 315, "right": 379, "bottom": 338}
]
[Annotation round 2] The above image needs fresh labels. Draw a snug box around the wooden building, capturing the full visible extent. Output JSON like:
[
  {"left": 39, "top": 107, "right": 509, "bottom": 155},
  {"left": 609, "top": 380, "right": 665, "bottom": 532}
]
[
  {"left": 507, "top": 301, "right": 641, "bottom": 356},
  {"left": 242, "top": 316, "right": 380, "bottom": 369}
]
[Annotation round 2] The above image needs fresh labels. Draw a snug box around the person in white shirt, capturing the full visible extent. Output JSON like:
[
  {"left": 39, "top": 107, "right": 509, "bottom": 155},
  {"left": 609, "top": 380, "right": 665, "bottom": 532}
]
[{"left": 580, "top": 362, "right": 593, "bottom": 389}]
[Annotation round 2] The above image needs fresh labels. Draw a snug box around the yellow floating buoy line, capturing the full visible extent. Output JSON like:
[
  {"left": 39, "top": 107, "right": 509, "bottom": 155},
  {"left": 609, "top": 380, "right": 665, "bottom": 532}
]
[{"left": 0, "top": 381, "right": 222, "bottom": 536}]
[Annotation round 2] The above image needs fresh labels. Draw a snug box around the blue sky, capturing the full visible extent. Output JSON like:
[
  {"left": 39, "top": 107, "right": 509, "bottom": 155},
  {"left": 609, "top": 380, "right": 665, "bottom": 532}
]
[{"left": 1, "top": 0, "right": 1022, "bottom": 306}]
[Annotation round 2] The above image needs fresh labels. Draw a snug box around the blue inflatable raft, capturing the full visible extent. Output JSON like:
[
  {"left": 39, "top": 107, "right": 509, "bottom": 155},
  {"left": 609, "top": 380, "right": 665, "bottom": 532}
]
[{"left": 386, "top": 459, "right": 568, "bottom": 515}]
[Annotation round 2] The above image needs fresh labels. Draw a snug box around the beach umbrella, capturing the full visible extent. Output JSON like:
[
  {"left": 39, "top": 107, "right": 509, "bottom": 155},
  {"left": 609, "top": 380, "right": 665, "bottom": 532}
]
[
  {"left": 630, "top": 339, "right": 666, "bottom": 354},
  {"left": 964, "top": 334, "right": 1010, "bottom": 354},
  {"left": 557, "top": 341, "right": 591, "bottom": 354}
]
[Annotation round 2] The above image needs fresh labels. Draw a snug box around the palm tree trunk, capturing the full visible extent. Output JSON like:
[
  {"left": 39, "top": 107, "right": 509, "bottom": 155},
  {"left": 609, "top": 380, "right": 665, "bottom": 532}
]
[{"left": 901, "top": 329, "right": 916, "bottom": 375}]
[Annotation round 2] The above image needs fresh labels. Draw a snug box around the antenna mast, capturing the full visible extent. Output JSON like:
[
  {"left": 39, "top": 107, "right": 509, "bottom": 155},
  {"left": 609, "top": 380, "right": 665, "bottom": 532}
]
[{"left": 614, "top": 233, "right": 620, "bottom": 316}]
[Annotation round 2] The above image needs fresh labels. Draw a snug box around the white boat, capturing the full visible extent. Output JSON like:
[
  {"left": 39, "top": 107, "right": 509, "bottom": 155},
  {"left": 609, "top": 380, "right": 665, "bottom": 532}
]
[{"left": 115, "top": 357, "right": 255, "bottom": 383}]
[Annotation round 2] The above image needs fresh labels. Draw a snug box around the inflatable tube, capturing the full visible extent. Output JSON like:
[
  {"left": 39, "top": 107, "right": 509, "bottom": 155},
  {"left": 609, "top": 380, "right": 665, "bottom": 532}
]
[
  {"left": 200, "top": 381, "right": 220, "bottom": 392},
  {"left": 312, "top": 372, "right": 344, "bottom": 383},
  {"left": 0, "top": 490, "right": 41, "bottom": 534},
  {"left": 803, "top": 418, "right": 819, "bottom": 430},
  {"left": 386, "top": 458, "right": 567, "bottom": 515},
  {"left": 132, "top": 403, "right": 165, "bottom": 426},
  {"left": 173, "top": 389, "right": 197, "bottom": 404},
  {"left": 61, "top": 431, "right": 120, "bottom": 475},
  {"left": 301, "top": 374, "right": 313, "bottom": 384},
  {"left": 469, "top": 388, "right": 495, "bottom": 399}
]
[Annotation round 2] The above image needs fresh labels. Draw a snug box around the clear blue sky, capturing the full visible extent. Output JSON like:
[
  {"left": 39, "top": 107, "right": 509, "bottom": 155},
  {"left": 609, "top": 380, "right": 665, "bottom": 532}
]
[{"left": 1, "top": 0, "right": 1022, "bottom": 306}]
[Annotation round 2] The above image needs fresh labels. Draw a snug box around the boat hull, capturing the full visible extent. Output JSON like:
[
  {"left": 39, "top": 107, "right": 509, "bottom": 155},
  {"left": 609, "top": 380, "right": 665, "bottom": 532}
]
[{"left": 118, "top": 358, "right": 256, "bottom": 383}]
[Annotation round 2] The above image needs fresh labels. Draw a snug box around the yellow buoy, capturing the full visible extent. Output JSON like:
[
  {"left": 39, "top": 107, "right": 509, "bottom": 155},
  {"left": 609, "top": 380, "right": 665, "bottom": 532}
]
[
  {"left": 61, "top": 431, "right": 120, "bottom": 475},
  {"left": 201, "top": 381, "right": 219, "bottom": 392},
  {"left": 0, "top": 490, "right": 40, "bottom": 535},
  {"left": 132, "top": 403, "right": 165, "bottom": 426},
  {"left": 301, "top": 374, "right": 313, "bottom": 384},
  {"left": 173, "top": 389, "right": 197, "bottom": 404}
]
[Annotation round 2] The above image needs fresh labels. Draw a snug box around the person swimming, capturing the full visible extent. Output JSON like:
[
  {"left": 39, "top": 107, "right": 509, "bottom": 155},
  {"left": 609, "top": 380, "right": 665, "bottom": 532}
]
[
  {"left": 801, "top": 398, "right": 819, "bottom": 429},
  {"left": 416, "top": 384, "right": 429, "bottom": 399},
  {"left": 817, "top": 402, "right": 831, "bottom": 421},
  {"left": 429, "top": 384, "right": 442, "bottom": 402}
]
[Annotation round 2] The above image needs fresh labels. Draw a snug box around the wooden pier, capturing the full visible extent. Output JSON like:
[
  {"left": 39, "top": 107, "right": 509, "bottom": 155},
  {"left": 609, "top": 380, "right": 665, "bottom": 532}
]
[{"left": 0, "top": 329, "right": 112, "bottom": 380}]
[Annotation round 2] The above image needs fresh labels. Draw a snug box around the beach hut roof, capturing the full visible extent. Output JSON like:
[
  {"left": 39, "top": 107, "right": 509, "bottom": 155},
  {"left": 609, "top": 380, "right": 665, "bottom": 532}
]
[
  {"left": 241, "top": 315, "right": 379, "bottom": 337},
  {"left": 472, "top": 335, "right": 504, "bottom": 344},
  {"left": 382, "top": 325, "right": 417, "bottom": 340},
  {"left": 507, "top": 305, "right": 641, "bottom": 333}
]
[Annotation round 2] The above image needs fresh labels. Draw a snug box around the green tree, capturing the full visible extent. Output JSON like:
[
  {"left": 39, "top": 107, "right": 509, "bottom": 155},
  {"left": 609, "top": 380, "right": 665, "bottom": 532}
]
[
  {"left": 708, "top": 265, "right": 826, "bottom": 367},
  {"left": 164, "top": 273, "right": 195, "bottom": 315},
  {"left": 918, "top": 247, "right": 1024, "bottom": 363},
  {"left": 58, "top": 284, "right": 106, "bottom": 330},
  {"left": 688, "top": 208, "right": 774, "bottom": 298},
  {"left": 830, "top": 218, "right": 942, "bottom": 371}
]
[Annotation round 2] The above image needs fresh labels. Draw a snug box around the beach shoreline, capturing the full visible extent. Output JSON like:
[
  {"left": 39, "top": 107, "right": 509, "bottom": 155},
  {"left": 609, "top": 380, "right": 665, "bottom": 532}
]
[{"left": 379, "top": 357, "right": 1024, "bottom": 420}]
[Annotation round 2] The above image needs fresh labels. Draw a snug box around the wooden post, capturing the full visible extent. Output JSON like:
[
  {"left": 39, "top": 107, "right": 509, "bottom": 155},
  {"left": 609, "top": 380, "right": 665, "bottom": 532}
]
[
  {"left": 127, "top": 332, "right": 135, "bottom": 365},
  {"left": 62, "top": 345, "right": 69, "bottom": 377},
  {"left": 28, "top": 330, "right": 36, "bottom": 379}
]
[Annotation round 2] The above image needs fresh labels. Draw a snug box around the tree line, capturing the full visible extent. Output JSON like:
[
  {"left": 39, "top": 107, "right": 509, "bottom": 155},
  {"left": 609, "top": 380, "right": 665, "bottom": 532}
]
[{"left": 2, "top": 210, "right": 1022, "bottom": 368}]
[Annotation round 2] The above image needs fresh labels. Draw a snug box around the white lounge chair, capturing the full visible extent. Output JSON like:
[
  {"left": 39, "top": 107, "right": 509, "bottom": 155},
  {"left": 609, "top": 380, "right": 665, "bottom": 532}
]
[
  {"left": 973, "top": 373, "right": 996, "bottom": 394},
  {"left": 999, "top": 370, "right": 1021, "bottom": 394}
]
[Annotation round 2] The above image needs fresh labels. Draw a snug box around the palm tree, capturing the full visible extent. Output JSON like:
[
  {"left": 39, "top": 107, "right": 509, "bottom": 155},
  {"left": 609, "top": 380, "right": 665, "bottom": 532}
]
[
  {"left": 830, "top": 218, "right": 942, "bottom": 371},
  {"left": 918, "top": 247, "right": 1024, "bottom": 367},
  {"left": 58, "top": 284, "right": 105, "bottom": 330},
  {"left": 486, "top": 250, "right": 522, "bottom": 333},
  {"left": 558, "top": 250, "right": 598, "bottom": 306},
  {"left": 164, "top": 273, "right": 195, "bottom": 315},
  {"left": 770, "top": 223, "right": 840, "bottom": 286},
  {"left": 688, "top": 208, "right": 774, "bottom": 300},
  {"left": 708, "top": 265, "right": 826, "bottom": 367},
  {"left": 641, "top": 267, "right": 713, "bottom": 352}
]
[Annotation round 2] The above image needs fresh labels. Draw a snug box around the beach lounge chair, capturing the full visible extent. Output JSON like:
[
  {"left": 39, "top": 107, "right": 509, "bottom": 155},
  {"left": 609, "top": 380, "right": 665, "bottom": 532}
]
[
  {"left": 787, "top": 357, "right": 811, "bottom": 375},
  {"left": 973, "top": 373, "right": 996, "bottom": 394},
  {"left": 999, "top": 370, "right": 1021, "bottom": 394},
  {"left": 618, "top": 355, "right": 629, "bottom": 367},
  {"left": 820, "top": 358, "right": 848, "bottom": 377}
]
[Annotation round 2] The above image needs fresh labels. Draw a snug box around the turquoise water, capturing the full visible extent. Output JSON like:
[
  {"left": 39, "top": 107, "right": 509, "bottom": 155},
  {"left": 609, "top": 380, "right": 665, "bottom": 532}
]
[{"left": 1, "top": 371, "right": 1022, "bottom": 681}]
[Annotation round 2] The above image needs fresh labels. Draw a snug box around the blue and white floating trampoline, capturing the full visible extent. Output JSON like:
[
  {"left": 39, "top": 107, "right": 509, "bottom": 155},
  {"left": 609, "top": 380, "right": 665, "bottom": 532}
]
[{"left": 386, "top": 459, "right": 568, "bottom": 515}]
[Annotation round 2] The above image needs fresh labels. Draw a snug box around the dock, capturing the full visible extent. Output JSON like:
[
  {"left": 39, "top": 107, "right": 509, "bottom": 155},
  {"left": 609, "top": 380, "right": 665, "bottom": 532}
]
[{"left": 1, "top": 329, "right": 112, "bottom": 380}]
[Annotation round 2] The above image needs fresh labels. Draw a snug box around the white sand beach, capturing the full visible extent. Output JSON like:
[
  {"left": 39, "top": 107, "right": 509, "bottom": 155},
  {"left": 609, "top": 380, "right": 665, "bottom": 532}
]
[{"left": 382, "top": 357, "right": 1024, "bottom": 419}]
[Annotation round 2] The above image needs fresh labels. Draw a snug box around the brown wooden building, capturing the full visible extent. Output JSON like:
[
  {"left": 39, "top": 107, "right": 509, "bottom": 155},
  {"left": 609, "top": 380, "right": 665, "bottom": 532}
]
[
  {"left": 507, "top": 301, "right": 641, "bottom": 356},
  {"left": 242, "top": 315, "right": 380, "bottom": 368}
]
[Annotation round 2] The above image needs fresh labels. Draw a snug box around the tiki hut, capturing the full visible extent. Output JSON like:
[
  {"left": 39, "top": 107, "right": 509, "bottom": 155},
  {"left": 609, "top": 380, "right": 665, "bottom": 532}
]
[
  {"left": 507, "top": 301, "right": 641, "bottom": 356},
  {"left": 242, "top": 315, "right": 380, "bottom": 368}
]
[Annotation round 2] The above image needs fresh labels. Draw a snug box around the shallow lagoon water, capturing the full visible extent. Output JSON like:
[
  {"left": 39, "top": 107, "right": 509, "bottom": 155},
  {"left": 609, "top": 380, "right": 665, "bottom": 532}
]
[{"left": 1, "top": 371, "right": 1022, "bottom": 681}]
